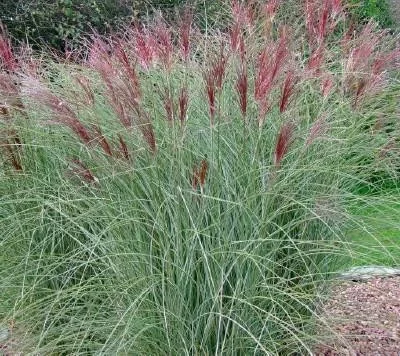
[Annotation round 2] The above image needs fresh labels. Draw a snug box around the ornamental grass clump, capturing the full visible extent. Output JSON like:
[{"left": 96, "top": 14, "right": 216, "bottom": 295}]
[{"left": 0, "top": 1, "right": 399, "bottom": 354}]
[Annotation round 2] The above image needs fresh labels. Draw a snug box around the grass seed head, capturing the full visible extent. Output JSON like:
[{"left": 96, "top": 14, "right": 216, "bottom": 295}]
[
  {"left": 178, "top": 85, "right": 189, "bottom": 124},
  {"left": 179, "top": 6, "right": 193, "bottom": 62},
  {"left": 118, "top": 134, "right": 130, "bottom": 161},
  {"left": 236, "top": 64, "right": 248, "bottom": 119},
  {"left": 279, "top": 70, "right": 298, "bottom": 113},
  {"left": 274, "top": 121, "right": 295, "bottom": 166},
  {"left": 0, "top": 27, "right": 17, "bottom": 71}
]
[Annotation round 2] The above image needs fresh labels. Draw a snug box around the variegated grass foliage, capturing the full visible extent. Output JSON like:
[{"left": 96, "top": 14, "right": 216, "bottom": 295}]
[{"left": 0, "top": 0, "right": 399, "bottom": 354}]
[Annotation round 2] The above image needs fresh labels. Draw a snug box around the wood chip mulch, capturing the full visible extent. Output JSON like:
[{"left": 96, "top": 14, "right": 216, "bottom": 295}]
[{"left": 314, "top": 276, "right": 400, "bottom": 355}]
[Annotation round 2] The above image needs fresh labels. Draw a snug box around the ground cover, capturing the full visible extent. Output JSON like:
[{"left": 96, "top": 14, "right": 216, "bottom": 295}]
[{"left": 346, "top": 192, "right": 400, "bottom": 267}]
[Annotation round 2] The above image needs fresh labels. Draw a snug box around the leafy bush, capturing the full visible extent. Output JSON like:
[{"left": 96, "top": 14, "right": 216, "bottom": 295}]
[
  {"left": 0, "top": 0, "right": 133, "bottom": 50},
  {"left": 347, "top": 0, "right": 394, "bottom": 28},
  {"left": 0, "top": 0, "right": 219, "bottom": 51},
  {"left": 1, "top": 0, "right": 399, "bottom": 354}
]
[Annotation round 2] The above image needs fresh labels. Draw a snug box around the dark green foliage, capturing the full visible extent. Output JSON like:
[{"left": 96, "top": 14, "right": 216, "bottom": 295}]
[
  {"left": 0, "top": 0, "right": 190, "bottom": 51},
  {"left": 348, "top": 0, "right": 394, "bottom": 28},
  {"left": 0, "top": 0, "right": 134, "bottom": 50},
  {"left": 0, "top": 0, "right": 225, "bottom": 51}
]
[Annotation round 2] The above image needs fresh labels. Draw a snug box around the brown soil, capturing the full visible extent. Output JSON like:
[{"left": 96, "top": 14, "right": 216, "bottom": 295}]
[{"left": 314, "top": 276, "right": 400, "bottom": 355}]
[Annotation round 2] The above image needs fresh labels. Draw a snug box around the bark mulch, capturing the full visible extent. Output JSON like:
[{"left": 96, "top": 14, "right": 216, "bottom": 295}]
[{"left": 314, "top": 276, "right": 400, "bottom": 355}]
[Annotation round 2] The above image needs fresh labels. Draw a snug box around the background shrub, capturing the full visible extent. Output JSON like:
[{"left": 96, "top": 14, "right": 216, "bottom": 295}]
[
  {"left": 3, "top": 0, "right": 395, "bottom": 53},
  {"left": 0, "top": 0, "right": 223, "bottom": 51},
  {"left": 347, "top": 0, "right": 394, "bottom": 28},
  {"left": 0, "top": 0, "right": 133, "bottom": 50}
]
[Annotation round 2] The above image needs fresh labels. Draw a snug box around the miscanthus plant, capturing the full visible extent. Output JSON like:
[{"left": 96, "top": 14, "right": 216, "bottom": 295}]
[{"left": 0, "top": 1, "right": 399, "bottom": 354}]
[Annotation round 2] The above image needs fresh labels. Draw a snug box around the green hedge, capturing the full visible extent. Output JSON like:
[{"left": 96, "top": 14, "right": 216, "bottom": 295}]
[
  {"left": 3, "top": 0, "right": 393, "bottom": 53},
  {"left": 348, "top": 0, "right": 394, "bottom": 28},
  {"left": 0, "top": 0, "right": 193, "bottom": 51}
]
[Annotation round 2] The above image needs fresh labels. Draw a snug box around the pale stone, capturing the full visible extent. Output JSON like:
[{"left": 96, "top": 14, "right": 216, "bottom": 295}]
[
  {"left": 339, "top": 265, "right": 400, "bottom": 281},
  {"left": 0, "top": 324, "right": 9, "bottom": 343}
]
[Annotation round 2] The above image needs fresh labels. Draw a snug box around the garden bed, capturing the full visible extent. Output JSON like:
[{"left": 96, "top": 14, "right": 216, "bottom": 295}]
[{"left": 315, "top": 276, "right": 400, "bottom": 355}]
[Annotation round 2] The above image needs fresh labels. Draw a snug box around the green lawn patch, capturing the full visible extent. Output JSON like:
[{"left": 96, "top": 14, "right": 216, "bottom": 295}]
[{"left": 347, "top": 193, "right": 400, "bottom": 266}]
